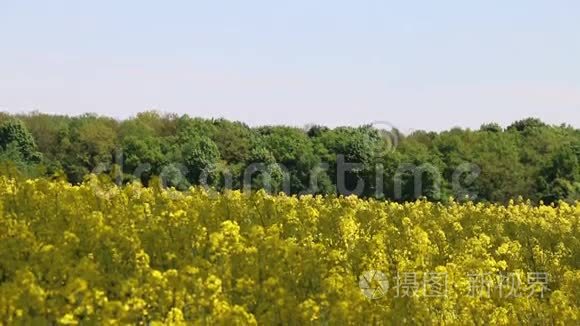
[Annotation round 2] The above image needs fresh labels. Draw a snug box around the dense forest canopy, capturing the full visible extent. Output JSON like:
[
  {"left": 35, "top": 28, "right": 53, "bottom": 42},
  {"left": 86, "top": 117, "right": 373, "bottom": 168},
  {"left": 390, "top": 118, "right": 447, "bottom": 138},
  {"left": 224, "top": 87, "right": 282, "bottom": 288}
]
[{"left": 0, "top": 111, "right": 578, "bottom": 203}]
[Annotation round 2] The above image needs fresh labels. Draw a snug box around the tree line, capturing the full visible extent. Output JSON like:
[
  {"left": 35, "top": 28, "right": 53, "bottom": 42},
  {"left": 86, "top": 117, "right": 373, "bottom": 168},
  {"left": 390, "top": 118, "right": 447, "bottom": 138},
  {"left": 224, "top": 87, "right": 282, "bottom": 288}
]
[{"left": 0, "top": 111, "right": 578, "bottom": 203}]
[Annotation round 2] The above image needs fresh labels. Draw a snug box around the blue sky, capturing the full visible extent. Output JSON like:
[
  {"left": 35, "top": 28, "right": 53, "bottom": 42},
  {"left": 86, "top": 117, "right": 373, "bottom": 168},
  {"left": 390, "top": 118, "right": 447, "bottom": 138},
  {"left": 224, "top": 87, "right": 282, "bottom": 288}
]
[{"left": 1, "top": 0, "right": 579, "bottom": 131}]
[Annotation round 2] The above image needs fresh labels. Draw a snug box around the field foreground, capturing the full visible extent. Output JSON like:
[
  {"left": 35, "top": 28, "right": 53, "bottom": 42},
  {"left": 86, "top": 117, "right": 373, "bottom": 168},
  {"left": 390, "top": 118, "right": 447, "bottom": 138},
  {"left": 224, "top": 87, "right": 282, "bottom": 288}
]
[{"left": 0, "top": 177, "right": 578, "bottom": 324}]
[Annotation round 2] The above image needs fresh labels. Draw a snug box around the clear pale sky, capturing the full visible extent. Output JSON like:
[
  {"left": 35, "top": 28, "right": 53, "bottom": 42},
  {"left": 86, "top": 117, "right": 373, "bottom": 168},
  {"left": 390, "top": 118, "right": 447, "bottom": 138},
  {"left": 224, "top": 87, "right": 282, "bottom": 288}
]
[{"left": 1, "top": 1, "right": 579, "bottom": 131}]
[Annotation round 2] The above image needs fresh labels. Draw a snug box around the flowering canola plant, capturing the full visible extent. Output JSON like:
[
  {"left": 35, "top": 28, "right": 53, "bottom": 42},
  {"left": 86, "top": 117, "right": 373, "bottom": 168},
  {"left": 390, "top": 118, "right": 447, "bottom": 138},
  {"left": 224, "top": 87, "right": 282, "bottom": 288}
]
[{"left": 0, "top": 177, "right": 578, "bottom": 324}]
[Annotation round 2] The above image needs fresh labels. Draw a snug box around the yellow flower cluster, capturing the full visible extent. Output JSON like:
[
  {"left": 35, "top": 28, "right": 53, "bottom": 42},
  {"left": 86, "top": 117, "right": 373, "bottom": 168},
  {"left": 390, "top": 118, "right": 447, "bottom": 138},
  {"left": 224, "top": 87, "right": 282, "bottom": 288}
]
[{"left": 0, "top": 177, "right": 578, "bottom": 324}]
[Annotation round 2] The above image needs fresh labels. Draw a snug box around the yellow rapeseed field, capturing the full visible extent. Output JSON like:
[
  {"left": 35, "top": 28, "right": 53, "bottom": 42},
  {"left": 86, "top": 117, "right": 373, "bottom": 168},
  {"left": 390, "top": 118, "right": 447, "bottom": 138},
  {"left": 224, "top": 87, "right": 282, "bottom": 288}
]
[{"left": 0, "top": 177, "right": 578, "bottom": 324}]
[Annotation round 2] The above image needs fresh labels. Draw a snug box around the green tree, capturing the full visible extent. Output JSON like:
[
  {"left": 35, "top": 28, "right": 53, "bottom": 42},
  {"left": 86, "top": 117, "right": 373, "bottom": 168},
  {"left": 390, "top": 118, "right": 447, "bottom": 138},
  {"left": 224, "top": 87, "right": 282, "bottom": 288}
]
[
  {"left": 122, "top": 136, "right": 165, "bottom": 184},
  {"left": 255, "top": 126, "right": 322, "bottom": 194},
  {"left": 479, "top": 122, "right": 503, "bottom": 132},
  {"left": 181, "top": 136, "right": 221, "bottom": 186},
  {"left": 538, "top": 144, "right": 580, "bottom": 203},
  {"left": 507, "top": 117, "right": 547, "bottom": 132},
  {"left": 211, "top": 119, "right": 254, "bottom": 163},
  {"left": 0, "top": 119, "right": 42, "bottom": 163},
  {"left": 314, "top": 126, "right": 389, "bottom": 196}
]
